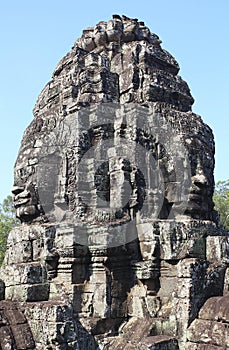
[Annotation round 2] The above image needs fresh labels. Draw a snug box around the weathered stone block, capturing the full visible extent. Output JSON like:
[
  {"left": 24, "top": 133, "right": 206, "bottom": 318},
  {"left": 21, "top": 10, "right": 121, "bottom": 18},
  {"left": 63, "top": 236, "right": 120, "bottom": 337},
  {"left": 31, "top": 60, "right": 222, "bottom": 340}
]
[
  {"left": 137, "top": 222, "right": 156, "bottom": 242},
  {"left": 127, "top": 296, "right": 145, "bottom": 318},
  {"left": 206, "top": 236, "right": 229, "bottom": 263},
  {"left": 25, "top": 302, "right": 73, "bottom": 323},
  {"left": 5, "top": 283, "right": 49, "bottom": 302},
  {"left": 133, "top": 261, "right": 159, "bottom": 280},
  {"left": 224, "top": 268, "right": 229, "bottom": 296},
  {"left": 24, "top": 302, "right": 80, "bottom": 348},
  {"left": 159, "top": 221, "right": 206, "bottom": 260},
  {"left": 140, "top": 335, "right": 179, "bottom": 350},
  {"left": 158, "top": 277, "right": 177, "bottom": 300},
  {"left": 73, "top": 288, "right": 93, "bottom": 315},
  {"left": 12, "top": 324, "right": 35, "bottom": 349},
  {"left": 187, "top": 319, "right": 228, "bottom": 347},
  {"left": 4, "top": 308, "right": 26, "bottom": 325},
  {"left": 150, "top": 318, "right": 177, "bottom": 337},
  {"left": 177, "top": 258, "right": 204, "bottom": 278},
  {"left": 145, "top": 297, "right": 161, "bottom": 318},
  {"left": 160, "top": 261, "right": 177, "bottom": 278},
  {"left": 32, "top": 238, "right": 44, "bottom": 260},
  {"left": 7, "top": 240, "right": 33, "bottom": 264},
  {"left": 2, "top": 263, "right": 44, "bottom": 288},
  {"left": 185, "top": 343, "right": 224, "bottom": 350},
  {"left": 198, "top": 296, "right": 229, "bottom": 323},
  {"left": 139, "top": 240, "right": 159, "bottom": 260},
  {"left": 0, "top": 326, "right": 14, "bottom": 350}
]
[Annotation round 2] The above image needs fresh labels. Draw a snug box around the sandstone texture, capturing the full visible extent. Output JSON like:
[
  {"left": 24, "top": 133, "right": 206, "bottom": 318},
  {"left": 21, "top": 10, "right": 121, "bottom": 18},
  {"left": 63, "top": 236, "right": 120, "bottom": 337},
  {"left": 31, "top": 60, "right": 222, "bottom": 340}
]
[{"left": 0, "top": 15, "right": 228, "bottom": 350}]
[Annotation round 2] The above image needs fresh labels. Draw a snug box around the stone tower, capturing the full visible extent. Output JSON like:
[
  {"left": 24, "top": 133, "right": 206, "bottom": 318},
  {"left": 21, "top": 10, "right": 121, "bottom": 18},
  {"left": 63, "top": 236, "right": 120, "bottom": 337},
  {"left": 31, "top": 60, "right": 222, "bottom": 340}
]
[{"left": 0, "top": 15, "right": 228, "bottom": 350}]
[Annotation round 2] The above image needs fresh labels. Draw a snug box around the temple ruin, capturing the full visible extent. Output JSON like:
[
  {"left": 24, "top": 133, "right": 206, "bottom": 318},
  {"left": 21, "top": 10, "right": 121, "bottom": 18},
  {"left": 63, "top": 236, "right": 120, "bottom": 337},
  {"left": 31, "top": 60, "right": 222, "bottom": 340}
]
[{"left": 0, "top": 15, "right": 228, "bottom": 350}]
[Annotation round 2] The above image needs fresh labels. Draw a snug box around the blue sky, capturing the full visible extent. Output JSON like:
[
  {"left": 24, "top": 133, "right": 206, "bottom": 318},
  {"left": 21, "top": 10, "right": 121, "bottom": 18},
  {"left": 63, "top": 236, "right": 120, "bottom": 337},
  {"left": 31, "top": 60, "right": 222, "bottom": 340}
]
[{"left": 0, "top": 0, "right": 229, "bottom": 202}]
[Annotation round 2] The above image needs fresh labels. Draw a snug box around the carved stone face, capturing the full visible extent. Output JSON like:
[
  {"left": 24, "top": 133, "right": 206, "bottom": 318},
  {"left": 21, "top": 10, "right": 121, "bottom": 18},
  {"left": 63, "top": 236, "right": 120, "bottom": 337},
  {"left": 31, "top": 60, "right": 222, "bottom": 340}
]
[
  {"left": 94, "top": 23, "right": 107, "bottom": 47},
  {"left": 12, "top": 137, "right": 42, "bottom": 220},
  {"left": 186, "top": 151, "right": 214, "bottom": 219},
  {"left": 13, "top": 107, "right": 215, "bottom": 225},
  {"left": 107, "top": 18, "right": 123, "bottom": 42},
  {"left": 12, "top": 17, "right": 216, "bottom": 225},
  {"left": 81, "top": 29, "right": 95, "bottom": 51},
  {"left": 122, "top": 19, "right": 138, "bottom": 42}
]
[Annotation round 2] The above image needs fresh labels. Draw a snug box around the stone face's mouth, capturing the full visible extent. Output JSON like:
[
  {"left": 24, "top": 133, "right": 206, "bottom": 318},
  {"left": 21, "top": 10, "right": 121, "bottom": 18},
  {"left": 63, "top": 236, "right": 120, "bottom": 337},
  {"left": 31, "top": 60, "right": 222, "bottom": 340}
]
[
  {"left": 188, "top": 173, "right": 210, "bottom": 207},
  {"left": 188, "top": 192, "right": 204, "bottom": 203},
  {"left": 13, "top": 188, "right": 31, "bottom": 208},
  {"left": 11, "top": 185, "right": 41, "bottom": 222},
  {"left": 14, "top": 196, "right": 30, "bottom": 208}
]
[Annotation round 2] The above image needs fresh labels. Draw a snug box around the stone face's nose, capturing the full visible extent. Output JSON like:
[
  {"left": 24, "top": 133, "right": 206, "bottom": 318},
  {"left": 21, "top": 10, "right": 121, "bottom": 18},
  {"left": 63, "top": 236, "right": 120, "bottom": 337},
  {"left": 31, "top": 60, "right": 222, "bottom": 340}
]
[{"left": 192, "top": 174, "right": 209, "bottom": 188}]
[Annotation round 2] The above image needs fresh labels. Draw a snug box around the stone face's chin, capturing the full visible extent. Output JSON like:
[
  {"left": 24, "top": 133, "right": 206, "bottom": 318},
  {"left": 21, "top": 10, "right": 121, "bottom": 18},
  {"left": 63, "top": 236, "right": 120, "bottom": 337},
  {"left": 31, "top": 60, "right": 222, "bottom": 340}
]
[
  {"left": 16, "top": 205, "right": 38, "bottom": 221},
  {"left": 186, "top": 185, "right": 209, "bottom": 216},
  {"left": 183, "top": 171, "right": 213, "bottom": 218}
]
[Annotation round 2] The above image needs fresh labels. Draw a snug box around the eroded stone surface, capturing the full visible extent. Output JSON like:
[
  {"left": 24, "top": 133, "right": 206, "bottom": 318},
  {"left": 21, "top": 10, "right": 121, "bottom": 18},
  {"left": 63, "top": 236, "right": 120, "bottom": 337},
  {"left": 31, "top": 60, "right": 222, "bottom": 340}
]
[
  {"left": 0, "top": 301, "right": 35, "bottom": 350},
  {"left": 187, "top": 296, "right": 229, "bottom": 349}
]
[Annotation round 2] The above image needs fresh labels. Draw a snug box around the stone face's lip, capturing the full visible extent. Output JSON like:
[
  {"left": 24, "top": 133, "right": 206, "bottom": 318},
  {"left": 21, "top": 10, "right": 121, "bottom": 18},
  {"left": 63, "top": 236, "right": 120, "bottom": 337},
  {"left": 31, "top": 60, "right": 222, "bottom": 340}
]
[
  {"left": 14, "top": 197, "right": 30, "bottom": 208},
  {"left": 12, "top": 186, "right": 25, "bottom": 195},
  {"left": 14, "top": 189, "right": 31, "bottom": 208},
  {"left": 188, "top": 193, "right": 203, "bottom": 203}
]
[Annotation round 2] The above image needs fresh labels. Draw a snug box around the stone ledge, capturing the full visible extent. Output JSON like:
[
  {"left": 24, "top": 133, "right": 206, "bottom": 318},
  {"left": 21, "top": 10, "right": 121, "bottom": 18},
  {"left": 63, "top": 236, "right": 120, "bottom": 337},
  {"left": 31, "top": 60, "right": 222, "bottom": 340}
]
[{"left": 141, "top": 335, "right": 179, "bottom": 349}]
